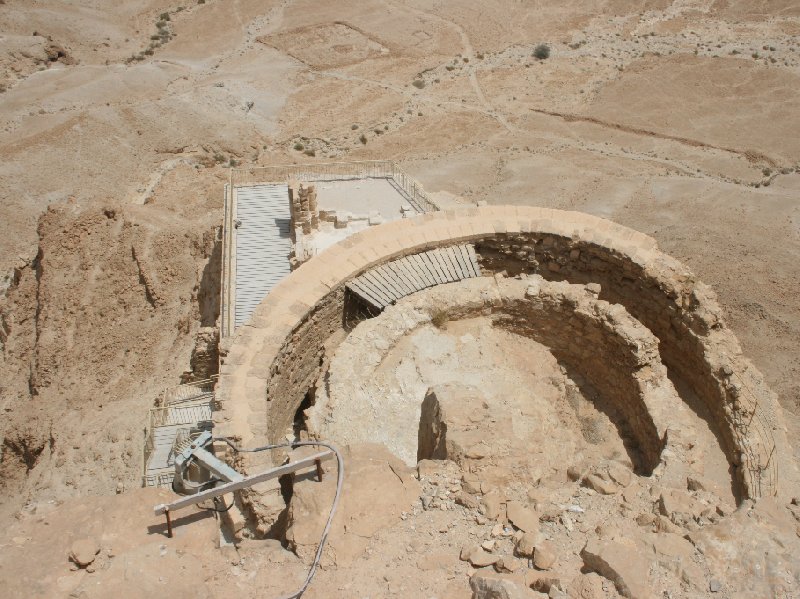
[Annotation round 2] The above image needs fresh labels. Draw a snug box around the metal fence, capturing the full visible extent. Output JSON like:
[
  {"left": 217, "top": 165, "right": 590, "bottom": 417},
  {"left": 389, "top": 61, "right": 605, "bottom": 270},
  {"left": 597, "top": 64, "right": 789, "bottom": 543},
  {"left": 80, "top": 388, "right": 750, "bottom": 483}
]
[
  {"left": 221, "top": 181, "right": 235, "bottom": 339},
  {"left": 229, "top": 160, "right": 439, "bottom": 214},
  {"left": 158, "top": 375, "right": 218, "bottom": 407},
  {"left": 729, "top": 370, "right": 778, "bottom": 498}
]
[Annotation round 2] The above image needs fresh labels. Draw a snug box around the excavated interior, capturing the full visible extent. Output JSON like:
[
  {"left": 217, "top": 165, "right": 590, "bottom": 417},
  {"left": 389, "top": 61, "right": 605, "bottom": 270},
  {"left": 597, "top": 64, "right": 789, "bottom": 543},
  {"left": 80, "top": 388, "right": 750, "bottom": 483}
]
[{"left": 306, "top": 277, "right": 702, "bottom": 477}]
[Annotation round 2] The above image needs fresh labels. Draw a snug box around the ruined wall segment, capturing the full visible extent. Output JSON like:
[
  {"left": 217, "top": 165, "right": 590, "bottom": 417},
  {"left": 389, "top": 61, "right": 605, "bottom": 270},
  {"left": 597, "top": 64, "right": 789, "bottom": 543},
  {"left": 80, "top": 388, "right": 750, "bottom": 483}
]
[
  {"left": 308, "top": 276, "right": 697, "bottom": 475},
  {"left": 215, "top": 206, "right": 795, "bottom": 514}
]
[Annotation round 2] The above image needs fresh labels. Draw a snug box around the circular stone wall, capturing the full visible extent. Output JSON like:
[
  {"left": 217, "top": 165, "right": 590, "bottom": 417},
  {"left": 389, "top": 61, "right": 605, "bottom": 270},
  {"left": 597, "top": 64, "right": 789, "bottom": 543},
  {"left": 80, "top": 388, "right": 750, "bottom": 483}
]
[
  {"left": 215, "top": 206, "right": 796, "bottom": 524},
  {"left": 307, "top": 276, "right": 703, "bottom": 478}
]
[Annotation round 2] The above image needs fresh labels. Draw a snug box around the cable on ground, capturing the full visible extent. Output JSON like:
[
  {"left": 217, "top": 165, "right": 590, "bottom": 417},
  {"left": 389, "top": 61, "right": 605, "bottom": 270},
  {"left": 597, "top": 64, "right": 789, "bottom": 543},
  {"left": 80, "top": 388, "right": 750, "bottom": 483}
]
[{"left": 214, "top": 437, "right": 344, "bottom": 599}]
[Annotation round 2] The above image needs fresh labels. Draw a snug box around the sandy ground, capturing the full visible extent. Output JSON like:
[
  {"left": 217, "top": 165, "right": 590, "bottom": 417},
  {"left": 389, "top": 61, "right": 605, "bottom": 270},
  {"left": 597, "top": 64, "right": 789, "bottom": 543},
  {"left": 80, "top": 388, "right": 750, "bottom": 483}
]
[{"left": 1, "top": 1, "right": 799, "bottom": 597}]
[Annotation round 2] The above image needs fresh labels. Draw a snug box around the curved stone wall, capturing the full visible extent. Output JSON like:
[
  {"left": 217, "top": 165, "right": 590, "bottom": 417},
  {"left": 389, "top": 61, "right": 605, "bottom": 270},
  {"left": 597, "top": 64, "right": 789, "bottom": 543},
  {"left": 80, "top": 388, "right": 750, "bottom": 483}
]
[
  {"left": 215, "top": 206, "right": 795, "bottom": 507},
  {"left": 308, "top": 276, "right": 696, "bottom": 475}
]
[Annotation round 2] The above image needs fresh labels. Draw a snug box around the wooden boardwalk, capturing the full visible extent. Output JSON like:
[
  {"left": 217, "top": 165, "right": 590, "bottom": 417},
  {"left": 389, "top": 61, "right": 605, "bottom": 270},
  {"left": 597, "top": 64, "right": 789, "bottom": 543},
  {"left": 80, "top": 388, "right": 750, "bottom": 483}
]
[
  {"left": 345, "top": 244, "right": 482, "bottom": 310},
  {"left": 234, "top": 184, "right": 292, "bottom": 329}
]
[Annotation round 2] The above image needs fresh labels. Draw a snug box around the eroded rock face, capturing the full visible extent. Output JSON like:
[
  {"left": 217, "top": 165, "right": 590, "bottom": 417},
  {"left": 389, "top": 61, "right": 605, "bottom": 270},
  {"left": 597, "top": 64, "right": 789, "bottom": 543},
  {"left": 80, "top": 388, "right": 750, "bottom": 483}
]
[
  {"left": 418, "top": 384, "right": 495, "bottom": 464},
  {"left": 186, "top": 326, "right": 219, "bottom": 381},
  {"left": 687, "top": 498, "right": 800, "bottom": 598}
]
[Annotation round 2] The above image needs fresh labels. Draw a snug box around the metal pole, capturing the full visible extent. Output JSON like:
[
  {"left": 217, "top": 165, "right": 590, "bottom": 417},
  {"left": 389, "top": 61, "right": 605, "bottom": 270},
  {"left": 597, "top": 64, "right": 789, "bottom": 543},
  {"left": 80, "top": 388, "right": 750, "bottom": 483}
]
[{"left": 165, "top": 507, "right": 173, "bottom": 538}]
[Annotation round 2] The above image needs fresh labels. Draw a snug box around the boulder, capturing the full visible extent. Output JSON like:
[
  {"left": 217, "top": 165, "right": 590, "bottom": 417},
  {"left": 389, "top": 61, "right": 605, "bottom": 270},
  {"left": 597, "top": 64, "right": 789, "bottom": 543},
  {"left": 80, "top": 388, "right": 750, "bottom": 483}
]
[
  {"left": 68, "top": 538, "right": 100, "bottom": 568},
  {"left": 495, "top": 555, "right": 524, "bottom": 573},
  {"left": 583, "top": 474, "right": 618, "bottom": 495},
  {"left": 456, "top": 491, "right": 481, "bottom": 510},
  {"left": 482, "top": 491, "right": 507, "bottom": 521},
  {"left": 418, "top": 384, "right": 485, "bottom": 462},
  {"left": 607, "top": 462, "right": 633, "bottom": 487},
  {"left": 533, "top": 541, "right": 557, "bottom": 570},
  {"left": 470, "top": 570, "right": 546, "bottom": 599},
  {"left": 525, "top": 571, "right": 564, "bottom": 595},
  {"left": 515, "top": 531, "right": 538, "bottom": 558},
  {"left": 567, "top": 573, "right": 607, "bottom": 599},
  {"left": 506, "top": 501, "right": 540, "bottom": 534},
  {"left": 463, "top": 473, "right": 483, "bottom": 495},
  {"left": 461, "top": 545, "right": 501, "bottom": 567},
  {"left": 658, "top": 489, "right": 703, "bottom": 527},
  {"left": 581, "top": 539, "right": 651, "bottom": 599}
]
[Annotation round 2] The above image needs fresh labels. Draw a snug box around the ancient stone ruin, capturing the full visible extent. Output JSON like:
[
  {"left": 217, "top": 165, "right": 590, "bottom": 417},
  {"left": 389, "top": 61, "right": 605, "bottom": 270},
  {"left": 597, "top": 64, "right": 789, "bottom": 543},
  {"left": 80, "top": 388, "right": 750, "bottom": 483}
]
[{"left": 208, "top": 205, "right": 799, "bottom": 598}]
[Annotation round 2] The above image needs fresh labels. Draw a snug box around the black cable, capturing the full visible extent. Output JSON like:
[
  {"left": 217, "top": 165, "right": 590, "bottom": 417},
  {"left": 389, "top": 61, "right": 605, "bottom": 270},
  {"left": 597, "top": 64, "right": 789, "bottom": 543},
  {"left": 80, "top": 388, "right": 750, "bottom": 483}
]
[
  {"left": 200, "top": 495, "right": 234, "bottom": 513},
  {"left": 212, "top": 437, "right": 344, "bottom": 599}
]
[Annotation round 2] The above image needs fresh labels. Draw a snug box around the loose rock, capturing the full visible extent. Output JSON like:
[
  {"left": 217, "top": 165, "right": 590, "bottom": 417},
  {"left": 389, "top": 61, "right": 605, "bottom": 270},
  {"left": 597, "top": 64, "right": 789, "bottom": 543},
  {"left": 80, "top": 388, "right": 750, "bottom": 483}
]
[
  {"left": 68, "top": 538, "right": 100, "bottom": 568},
  {"left": 507, "top": 501, "right": 540, "bottom": 534},
  {"left": 533, "top": 541, "right": 557, "bottom": 570},
  {"left": 583, "top": 474, "right": 618, "bottom": 495},
  {"left": 581, "top": 539, "right": 651, "bottom": 599}
]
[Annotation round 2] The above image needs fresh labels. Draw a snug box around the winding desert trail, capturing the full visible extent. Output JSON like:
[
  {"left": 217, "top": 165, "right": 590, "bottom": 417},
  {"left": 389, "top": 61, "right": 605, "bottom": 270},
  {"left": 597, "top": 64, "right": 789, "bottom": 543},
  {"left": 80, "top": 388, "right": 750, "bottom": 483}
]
[{"left": 383, "top": 0, "right": 515, "bottom": 132}]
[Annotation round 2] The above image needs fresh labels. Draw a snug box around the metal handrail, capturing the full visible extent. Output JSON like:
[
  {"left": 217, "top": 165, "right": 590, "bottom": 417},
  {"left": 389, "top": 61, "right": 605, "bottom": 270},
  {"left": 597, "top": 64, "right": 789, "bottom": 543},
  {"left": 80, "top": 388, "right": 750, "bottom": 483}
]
[
  {"left": 728, "top": 370, "right": 778, "bottom": 498},
  {"left": 221, "top": 183, "right": 234, "bottom": 338},
  {"left": 229, "top": 160, "right": 439, "bottom": 214},
  {"left": 159, "top": 375, "right": 218, "bottom": 406}
]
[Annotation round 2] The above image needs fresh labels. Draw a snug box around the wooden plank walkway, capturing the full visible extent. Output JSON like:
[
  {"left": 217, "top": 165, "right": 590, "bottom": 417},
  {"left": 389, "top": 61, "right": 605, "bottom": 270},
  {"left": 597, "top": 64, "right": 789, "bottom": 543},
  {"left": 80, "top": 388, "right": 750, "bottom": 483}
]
[
  {"left": 345, "top": 244, "right": 482, "bottom": 310},
  {"left": 234, "top": 184, "right": 292, "bottom": 329}
]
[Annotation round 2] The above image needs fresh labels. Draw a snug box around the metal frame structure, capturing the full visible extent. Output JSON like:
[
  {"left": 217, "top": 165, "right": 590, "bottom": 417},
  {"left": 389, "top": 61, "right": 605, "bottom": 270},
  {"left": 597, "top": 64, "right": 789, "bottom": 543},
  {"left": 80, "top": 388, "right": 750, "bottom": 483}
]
[{"left": 142, "top": 377, "right": 220, "bottom": 487}]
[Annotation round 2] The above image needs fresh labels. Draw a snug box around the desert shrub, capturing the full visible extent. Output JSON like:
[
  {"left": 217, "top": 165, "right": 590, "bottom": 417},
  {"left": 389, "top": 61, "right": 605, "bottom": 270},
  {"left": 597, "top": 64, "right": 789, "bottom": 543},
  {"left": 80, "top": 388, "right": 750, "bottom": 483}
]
[
  {"left": 412, "top": 79, "right": 425, "bottom": 89},
  {"left": 304, "top": 149, "right": 315, "bottom": 157},
  {"left": 533, "top": 44, "right": 550, "bottom": 59},
  {"left": 293, "top": 142, "right": 304, "bottom": 151},
  {"left": 351, "top": 124, "right": 358, "bottom": 130},
  {"left": 359, "top": 134, "right": 367, "bottom": 144}
]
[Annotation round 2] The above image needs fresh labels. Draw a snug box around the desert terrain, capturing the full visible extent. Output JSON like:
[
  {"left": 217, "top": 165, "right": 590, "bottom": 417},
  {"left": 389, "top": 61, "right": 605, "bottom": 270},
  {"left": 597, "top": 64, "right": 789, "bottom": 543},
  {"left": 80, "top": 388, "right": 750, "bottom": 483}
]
[{"left": 1, "top": 0, "right": 799, "bottom": 597}]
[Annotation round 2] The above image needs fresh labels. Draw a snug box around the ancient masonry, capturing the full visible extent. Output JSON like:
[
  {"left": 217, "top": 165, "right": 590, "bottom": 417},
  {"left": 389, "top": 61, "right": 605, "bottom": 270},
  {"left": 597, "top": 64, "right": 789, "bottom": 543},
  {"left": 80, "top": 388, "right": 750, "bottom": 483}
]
[
  {"left": 213, "top": 206, "right": 798, "bottom": 535},
  {"left": 288, "top": 182, "right": 319, "bottom": 236}
]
